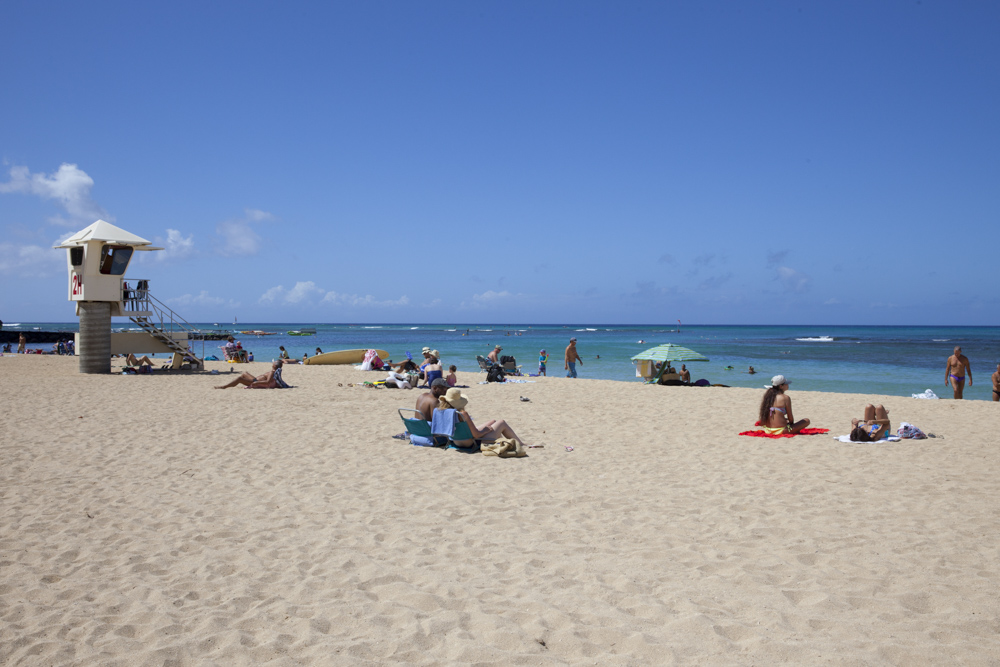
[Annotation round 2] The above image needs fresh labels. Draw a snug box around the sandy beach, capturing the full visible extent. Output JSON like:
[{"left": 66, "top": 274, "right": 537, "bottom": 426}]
[{"left": 2, "top": 354, "right": 998, "bottom": 665}]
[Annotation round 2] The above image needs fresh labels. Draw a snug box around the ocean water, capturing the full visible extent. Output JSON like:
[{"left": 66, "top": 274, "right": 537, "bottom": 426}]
[{"left": 9, "top": 322, "right": 998, "bottom": 401}]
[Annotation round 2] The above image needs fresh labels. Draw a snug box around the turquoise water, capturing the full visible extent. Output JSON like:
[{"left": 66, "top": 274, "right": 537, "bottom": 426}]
[{"left": 7, "top": 323, "right": 999, "bottom": 401}]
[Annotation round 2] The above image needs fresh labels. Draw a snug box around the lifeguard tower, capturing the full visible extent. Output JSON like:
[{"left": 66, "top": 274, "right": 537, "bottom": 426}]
[{"left": 55, "top": 220, "right": 203, "bottom": 373}]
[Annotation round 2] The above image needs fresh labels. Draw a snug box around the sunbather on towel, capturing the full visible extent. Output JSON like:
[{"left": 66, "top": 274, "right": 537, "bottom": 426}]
[
  {"left": 215, "top": 360, "right": 283, "bottom": 389},
  {"left": 758, "top": 375, "right": 810, "bottom": 435},
  {"left": 125, "top": 353, "right": 154, "bottom": 367},
  {"left": 437, "top": 387, "right": 529, "bottom": 450},
  {"left": 849, "top": 404, "right": 891, "bottom": 442}
]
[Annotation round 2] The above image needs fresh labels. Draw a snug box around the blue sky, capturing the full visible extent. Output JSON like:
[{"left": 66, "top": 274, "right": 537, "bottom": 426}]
[{"left": 2, "top": 1, "right": 998, "bottom": 325}]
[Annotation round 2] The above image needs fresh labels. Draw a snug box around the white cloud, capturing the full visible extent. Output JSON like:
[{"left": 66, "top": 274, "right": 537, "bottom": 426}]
[
  {"left": 216, "top": 220, "right": 261, "bottom": 256},
  {"left": 147, "top": 229, "right": 195, "bottom": 263},
  {"left": 286, "top": 281, "right": 324, "bottom": 303},
  {"left": 460, "top": 290, "right": 519, "bottom": 309},
  {"left": 0, "top": 163, "right": 110, "bottom": 226},
  {"left": 259, "top": 282, "right": 408, "bottom": 308},
  {"left": 322, "top": 291, "right": 409, "bottom": 307},
  {"left": 245, "top": 208, "right": 275, "bottom": 222},
  {"left": 775, "top": 266, "right": 810, "bottom": 293},
  {"left": 215, "top": 209, "right": 276, "bottom": 257},
  {"left": 0, "top": 242, "right": 65, "bottom": 276},
  {"left": 165, "top": 291, "right": 240, "bottom": 309}
]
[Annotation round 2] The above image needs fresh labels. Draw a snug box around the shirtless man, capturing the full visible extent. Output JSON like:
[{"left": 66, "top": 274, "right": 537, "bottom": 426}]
[
  {"left": 415, "top": 378, "right": 450, "bottom": 421},
  {"left": 487, "top": 345, "right": 502, "bottom": 364},
  {"left": 992, "top": 363, "right": 999, "bottom": 402},
  {"left": 215, "top": 360, "right": 282, "bottom": 389},
  {"left": 18, "top": 332, "right": 26, "bottom": 353},
  {"left": 565, "top": 338, "right": 582, "bottom": 378},
  {"left": 945, "top": 346, "right": 973, "bottom": 399},
  {"left": 680, "top": 364, "right": 691, "bottom": 383}
]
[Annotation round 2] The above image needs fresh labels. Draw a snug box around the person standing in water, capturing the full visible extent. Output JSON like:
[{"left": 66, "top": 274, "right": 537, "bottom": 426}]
[
  {"left": 945, "top": 346, "right": 973, "bottom": 399},
  {"left": 565, "top": 338, "right": 582, "bottom": 378}
]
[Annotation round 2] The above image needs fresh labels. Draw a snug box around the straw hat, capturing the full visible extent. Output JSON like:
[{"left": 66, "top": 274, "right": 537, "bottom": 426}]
[
  {"left": 430, "top": 349, "right": 440, "bottom": 359},
  {"left": 443, "top": 388, "right": 468, "bottom": 410}
]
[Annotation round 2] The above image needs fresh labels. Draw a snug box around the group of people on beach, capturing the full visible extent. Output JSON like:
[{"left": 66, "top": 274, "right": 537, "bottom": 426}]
[
  {"left": 757, "top": 374, "right": 894, "bottom": 441},
  {"left": 412, "top": 378, "right": 529, "bottom": 450}
]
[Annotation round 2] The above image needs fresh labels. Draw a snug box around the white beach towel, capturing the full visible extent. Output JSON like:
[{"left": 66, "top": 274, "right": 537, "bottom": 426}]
[
  {"left": 911, "top": 389, "right": 939, "bottom": 399},
  {"left": 834, "top": 435, "right": 901, "bottom": 444}
]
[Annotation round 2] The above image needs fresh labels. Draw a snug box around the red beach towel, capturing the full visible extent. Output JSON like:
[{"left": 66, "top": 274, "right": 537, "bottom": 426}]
[{"left": 739, "top": 421, "right": 830, "bottom": 438}]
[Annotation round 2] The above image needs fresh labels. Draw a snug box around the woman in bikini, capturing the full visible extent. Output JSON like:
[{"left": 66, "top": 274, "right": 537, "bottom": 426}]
[
  {"left": 849, "top": 405, "right": 891, "bottom": 441},
  {"left": 758, "top": 375, "right": 810, "bottom": 435}
]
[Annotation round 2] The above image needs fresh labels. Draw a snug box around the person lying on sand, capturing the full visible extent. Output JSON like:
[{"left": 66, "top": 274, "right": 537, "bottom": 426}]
[
  {"left": 437, "top": 388, "right": 529, "bottom": 450},
  {"left": 125, "top": 353, "right": 154, "bottom": 367},
  {"left": 215, "top": 360, "right": 283, "bottom": 389},
  {"left": 758, "top": 375, "right": 810, "bottom": 435},
  {"left": 850, "top": 404, "right": 891, "bottom": 441}
]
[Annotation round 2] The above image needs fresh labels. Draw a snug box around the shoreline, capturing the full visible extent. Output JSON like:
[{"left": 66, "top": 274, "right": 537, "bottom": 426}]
[{"left": 3, "top": 355, "right": 999, "bottom": 663}]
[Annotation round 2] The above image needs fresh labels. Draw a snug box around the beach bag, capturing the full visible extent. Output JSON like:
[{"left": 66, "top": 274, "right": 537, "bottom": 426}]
[
  {"left": 897, "top": 422, "right": 927, "bottom": 439},
  {"left": 486, "top": 365, "right": 506, "bottom": 383},
  {"left": 500, "top": 355, "right": 514, "bottom": 365}
]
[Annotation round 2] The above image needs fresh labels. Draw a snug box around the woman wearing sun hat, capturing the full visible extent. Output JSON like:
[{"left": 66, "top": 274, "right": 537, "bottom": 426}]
[
  {"left": 437, "top": 388, "right": 529, "bottom": 449},
  {"left": 758, "top": 375, "right": 810, "bottom": 435}
]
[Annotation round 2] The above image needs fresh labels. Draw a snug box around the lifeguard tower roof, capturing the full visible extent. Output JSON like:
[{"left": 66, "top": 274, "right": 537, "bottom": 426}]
[{"left": 54, "top": 219, "right": 163, "bottom": 250}]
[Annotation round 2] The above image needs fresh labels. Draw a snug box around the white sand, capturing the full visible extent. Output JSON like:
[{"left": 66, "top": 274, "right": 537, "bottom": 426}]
[{"left": 2, "top": 355, "right": 999, "bottom": 665}]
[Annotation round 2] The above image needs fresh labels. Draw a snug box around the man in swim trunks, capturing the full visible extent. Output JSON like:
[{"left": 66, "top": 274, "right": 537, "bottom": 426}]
[
  {"left": 945, "top": 346, "right": 973, "bottom": 399},
  {"left": 415, "top": 378, "right": 450, "bottom": 445},
  {"left": 680, "top": 364, "right": 690, "bottom": 383},
  {"left": 992, "top": 362, "right": 999, "bottom": 403},
  {"left": 565, "top": 338, "right": 582, "bottom": 378}
]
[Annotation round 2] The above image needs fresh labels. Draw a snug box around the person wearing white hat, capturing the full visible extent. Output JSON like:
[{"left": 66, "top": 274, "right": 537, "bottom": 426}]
[
  {"left": 437, "top": 388, "right": 529, "bottom": 450},
  {"left": 757, "top": 375, "right": 810, "bottom": 435}
]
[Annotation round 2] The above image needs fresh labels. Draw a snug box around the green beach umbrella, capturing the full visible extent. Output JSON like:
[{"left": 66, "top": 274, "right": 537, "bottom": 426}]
[{"left": 631, "top": 344, "right": 709, "bottom": 364}]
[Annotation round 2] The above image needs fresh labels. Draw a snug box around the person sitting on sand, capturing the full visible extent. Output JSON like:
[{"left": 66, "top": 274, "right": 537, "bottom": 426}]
[
  {"left": 849, "top": 404, "right": 891, "bottom": 441},
  {"left": 416, "top": 378, "right": 450, "bottom": 421},
  {"left": 423, "top": 351, "right": 443, "bottom": 387},
  {"left": 315, "top": 347, "right": 323, "bottom": 356},
  {"left": 758, "top": 375, "right": 810, "bottom": 434},
  {"left": 215, "top": 360, "right": 284, "bottom": 389},
  {"left": 279, "top": 346, "right": 290, "bottom": 360},
  {"left": 436, "top": 388, "right": 529, "bottom": 450},
  {"left": 446, "top": 365, "right": 458, "bottom": 387},
  {"left": 125, "top": 353, "right": 155, "bottom": 367}
]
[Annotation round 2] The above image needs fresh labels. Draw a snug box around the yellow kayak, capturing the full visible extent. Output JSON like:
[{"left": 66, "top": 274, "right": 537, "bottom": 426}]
[{"left": 304, "top": 349, "right": 389, "bottom": 365}]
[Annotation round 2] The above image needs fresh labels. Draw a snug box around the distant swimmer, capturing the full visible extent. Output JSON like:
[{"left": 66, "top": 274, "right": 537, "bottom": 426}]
[
  {"left": 724, "top": 365, "right": 734, "bottom": 371},
  {"left": 945, "top": 346, "right": 972, "bottom": 399},
  {"left": 637, "top": 340, "right": 645, "bottom": 344},
  {"left": 748, "top": 366, "right": 756, "bottom": 375},
  {"left": 992, "top": 363, "right": 999, "bottom": 402}
]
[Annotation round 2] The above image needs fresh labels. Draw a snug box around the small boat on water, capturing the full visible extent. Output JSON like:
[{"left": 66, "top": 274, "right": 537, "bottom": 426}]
[
  {"left": 304, "top": 349, "right": 389, "bottom": 365},
  {"left": 287, "top": 328, "right": 317, "bottom": 336},
  {"left": 241, "top": 330, "right": 277, "bottom": 336}
]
